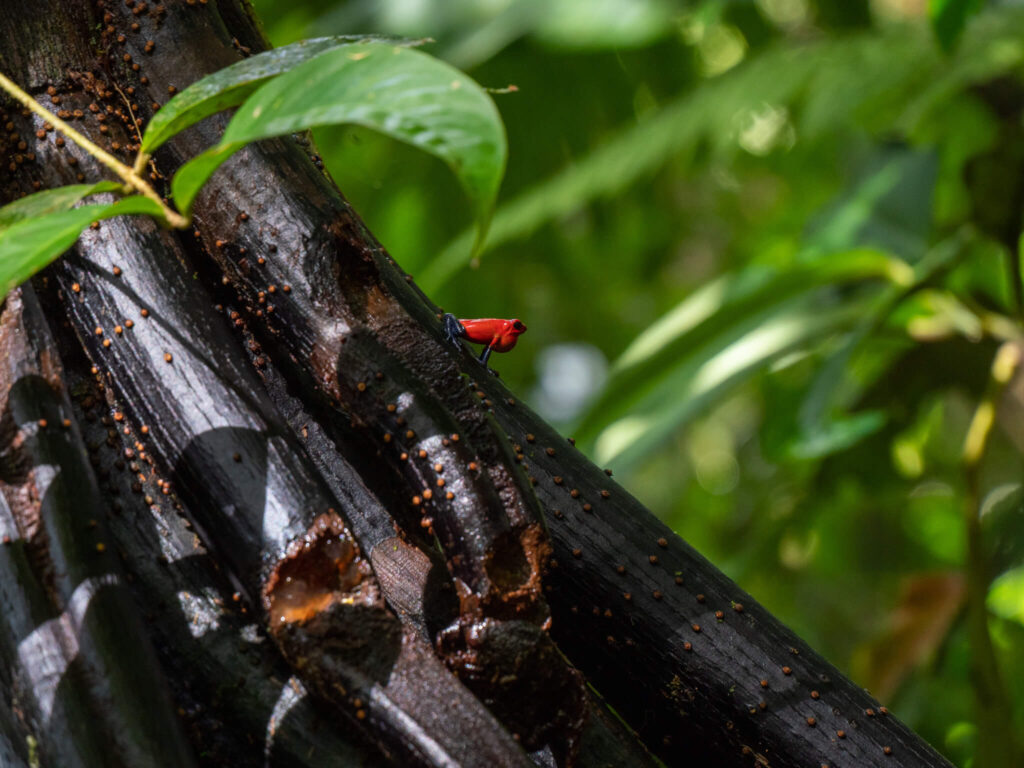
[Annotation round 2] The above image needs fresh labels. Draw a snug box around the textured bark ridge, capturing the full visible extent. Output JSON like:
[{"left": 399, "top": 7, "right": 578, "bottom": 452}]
[
  {"left": 0, "top": 0, "right": 953, "bottom": 766},
  {"left": 0, "top": 287, "right": 196, "bottom": 768}
]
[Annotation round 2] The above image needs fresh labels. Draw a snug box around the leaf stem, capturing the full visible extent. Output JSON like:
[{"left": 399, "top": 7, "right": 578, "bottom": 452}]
[
  {"left": 0, "top": 71, "right": 188, "bottom": 229},
  {"left": 132, "top": 151, "right": 152, "bottom": 178},
  {"left": 961, "top": 341, "right": 1022, "bottom": 767}
]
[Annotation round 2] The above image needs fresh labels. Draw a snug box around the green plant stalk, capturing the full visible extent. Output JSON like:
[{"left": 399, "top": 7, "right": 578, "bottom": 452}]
[
  {"left": 0, "top": 71, "right": 187, "bottom": 228},
  {"left": 1013, "top": 234, "right": 1024, "bottom": 324},
  {"left": 962, "top": 341, "right": 1022, "bottom": 768},
  {"left": 132, "top": 151, "right": 151, "bottom": 178}
]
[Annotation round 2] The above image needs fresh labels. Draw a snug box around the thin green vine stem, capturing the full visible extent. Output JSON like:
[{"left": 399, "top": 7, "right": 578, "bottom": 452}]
[
  {"left": 1008, "top": 239, "right": 1024, "bottom": 325},
  {"left": 0, "top": 71, "right": 188, "bottom": 228},
  {"left": 132, "top": 151, "right": 152, "bottom": 178},
  {"left": 961, "top": 341, "right": 1022, "bottom": 767}
]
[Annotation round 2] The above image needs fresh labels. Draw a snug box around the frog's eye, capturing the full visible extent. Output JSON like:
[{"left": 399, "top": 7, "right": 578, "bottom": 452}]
[{"left": 513, "top": 320, "right": 526, "bottom": 332}]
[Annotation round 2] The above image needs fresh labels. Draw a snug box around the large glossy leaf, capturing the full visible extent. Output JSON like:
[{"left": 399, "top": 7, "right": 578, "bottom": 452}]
[
  {"left": 172, "top": 42, "right": 506, "bottom": 246},
  {"left": 0, "top": 196, "right": 164, "bottom": 301},
  {"left": 140, "top": 36, "right": 424, "bottom": 153},
  {"left": 0, "top": 181, "right": 121, "bottom": 230},
  {"left": 574, "top": 250, "right": 908, "bottom": 469}
]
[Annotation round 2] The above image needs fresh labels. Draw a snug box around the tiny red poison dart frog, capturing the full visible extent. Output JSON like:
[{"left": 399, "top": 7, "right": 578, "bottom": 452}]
[{"left": 442, "top": 313, "right": 526, "bottom": 374}]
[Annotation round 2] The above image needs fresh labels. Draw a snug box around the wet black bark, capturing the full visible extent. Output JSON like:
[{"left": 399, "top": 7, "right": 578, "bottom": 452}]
[{"left": 0, "top": 1, "right": 954, "bottom": 767}]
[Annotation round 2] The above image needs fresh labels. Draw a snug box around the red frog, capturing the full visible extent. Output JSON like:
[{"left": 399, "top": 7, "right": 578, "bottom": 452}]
[{"left": 442, "top": 313, "right": 526, "bottom": 373}]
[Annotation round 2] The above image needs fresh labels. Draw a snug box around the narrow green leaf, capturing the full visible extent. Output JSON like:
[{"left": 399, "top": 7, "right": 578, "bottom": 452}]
[
  {"left": 788, "top": 411, "right": 887, "bottom": 460},
  {"left": 170, "top": 143, "right": 244, "bottom": 220},
  {"left": 0, "top": 196, "right": 164, "bottom": 302},
  {"left": 802, "top": 147, "right": 937, "bottom": 263},
  {"left": 171, "top": 43, "right": 506, "bottom": 246},
  {"left": 610, "top": 250, "right": 908, "bottom": 378},
  {"left": 574, "top": 251, "right": 906, "bottom": 469},
  {"left": 425, "top": 6, "right": 1024, "bottom": 290},
  {"left": 141, "top": 36, "right": 425, "bottom": 153},
  {"left": 587, "top": 298, "right": 869, "bottom": 470},
  {"left": 930, "top": 0, "right": 983, "bottom": 53},
  {"left": 420, "top": 40, "right": 836, "bottom": 291},
  {"left": 794, "top": 235, "right": 966, "bottom": 457},
  {"left": 981, "top": 484, "right": 1024, "bottom": 579},
  {"left": 0, "top": 181, "right": 121, "bottom": 230}
]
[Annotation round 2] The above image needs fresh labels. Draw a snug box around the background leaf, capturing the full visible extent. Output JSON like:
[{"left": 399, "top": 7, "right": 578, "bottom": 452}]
[
  {"left": 930, "top": 0, "right": 984, "bottom": 53},
  {"left": 586, "top": 298, "right": 866, "bottom": 469},
  {"left": 982, "top": 484, "right": 1024, "bottom": 579},
  {"left": 422, "top": 8, "right": 1024, "bottom": 291},
  {"left": 793, "top": 235, "right": 964, "bottom": 459},
  {"left": 574, "top": 251, "right": 909, "bottom": 468},
  {"left": 801, "top": 146, "right": 937, "bottom": 263}
]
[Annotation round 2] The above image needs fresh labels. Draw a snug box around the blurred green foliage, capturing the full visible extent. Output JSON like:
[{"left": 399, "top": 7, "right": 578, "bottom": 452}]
[{"left": 250, "top": 0, "right": 1024, "bottom": 762}]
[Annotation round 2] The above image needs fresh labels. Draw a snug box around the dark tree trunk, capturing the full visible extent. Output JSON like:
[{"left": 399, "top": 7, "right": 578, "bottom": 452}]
[{"left": 0, "top": 1, "right": 954, "bottom": 766}]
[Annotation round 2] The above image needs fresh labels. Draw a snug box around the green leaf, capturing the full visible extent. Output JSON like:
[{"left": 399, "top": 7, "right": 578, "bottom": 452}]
[
  {"left": 0, "top": 196, "right": 164, "bottom": 302},
  {"left": 610, "top": 250, "right": 909, "bottom": 377},
  {"left": 171, "top": 42, "right": 506, "bottom": 247},
  {"left": 930, "top": 0, "right": 984, "bottom": 53},
  {"left": 988, "top": 564, "right": 1024, "bottom": 629},
  {"left": 532, "top": 0, "right": 675, "bottom": 50},
  {"left": 587, "top": 297, "right": 867, "bottom": 470},
  {"left": 982, "top": 484, "right": 1024, "bottom": 579},
  {"left": 988, "top": 565, "right": 1024, "bottom": 648},
  {"left": 425, "top": 6, "right": 1024, "bottom": 290},
  {"left": 574, "top": 250, "right": 907, "bottom": 469},
  {"left": 780, "top": 157, "right": 948, "bottom": 459},
  {"left": 141, "top": 36, "right": 426, "bottom": 153},
  {"left": 794, "top": 235, "right": 966, "bottom": 458},
  {"left": 788, "top": 411, "right": 887, "bottom": 460},
  {"left": 440, "top": 0, "right": 548, "bottom": 69},
  {"left": 0, "top": 181, "right": 121, "bottom": 231},
  {"left": 802, "top": 146, "right": 937, "bottom": 263},
  {"left": 170, "top": 143, "right": 244, "bottom": 220}
]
